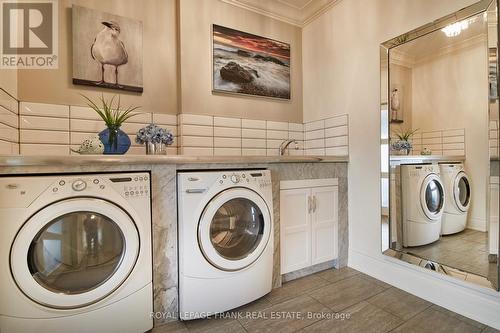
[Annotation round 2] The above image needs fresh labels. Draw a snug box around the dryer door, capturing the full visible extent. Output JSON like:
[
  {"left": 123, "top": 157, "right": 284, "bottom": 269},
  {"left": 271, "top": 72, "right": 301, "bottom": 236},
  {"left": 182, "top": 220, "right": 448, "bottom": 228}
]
[
  {"left": 420, "top": 174, "right": 445, "bottom": 220},
  {"left": 454, "top": 171, "right": 471, "bottom": 212},
  {"left": 10, "top": 198, "right": 139, "bottom": 309},
  {"left": 198, "top": 188, "right": 272, "bottom": 271}
]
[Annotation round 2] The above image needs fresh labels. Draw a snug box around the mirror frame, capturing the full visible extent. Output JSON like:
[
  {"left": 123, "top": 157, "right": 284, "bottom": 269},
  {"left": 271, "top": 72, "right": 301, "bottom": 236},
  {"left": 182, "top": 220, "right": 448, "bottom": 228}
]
[{"left": 380, "top": 0, "right": 499, "bottom": 291}]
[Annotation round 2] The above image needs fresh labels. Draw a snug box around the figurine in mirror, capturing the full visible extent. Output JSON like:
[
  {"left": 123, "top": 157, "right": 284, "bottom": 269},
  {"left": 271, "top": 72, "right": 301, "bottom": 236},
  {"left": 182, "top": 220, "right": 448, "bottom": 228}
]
[{"left": 381, "top": 0, "right": 499, "bottom": 289}]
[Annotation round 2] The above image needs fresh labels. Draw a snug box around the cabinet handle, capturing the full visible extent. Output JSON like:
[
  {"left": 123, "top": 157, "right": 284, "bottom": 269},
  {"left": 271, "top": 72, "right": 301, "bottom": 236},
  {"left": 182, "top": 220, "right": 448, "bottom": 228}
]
[{"left": 313, "top": 195, "right": 317, "bottom": 212}]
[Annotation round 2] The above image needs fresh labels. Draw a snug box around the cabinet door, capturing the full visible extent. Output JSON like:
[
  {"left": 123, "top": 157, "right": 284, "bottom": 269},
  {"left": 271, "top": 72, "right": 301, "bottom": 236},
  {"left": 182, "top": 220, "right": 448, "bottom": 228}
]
[
  {"left": 311, "top": 186, "right": 338, "bottom": 265},
  {"left": 280, "top": 188, "right": 311, "bottom": 274}
]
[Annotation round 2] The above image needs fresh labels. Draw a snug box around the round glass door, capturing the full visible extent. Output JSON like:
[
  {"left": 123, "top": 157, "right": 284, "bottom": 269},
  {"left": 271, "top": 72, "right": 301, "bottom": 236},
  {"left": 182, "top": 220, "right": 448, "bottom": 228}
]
[
  {"left": 11, "top": 198, "right": 139, "bottom": 309},
  {"left": 420, "top": 174, "right": 445, "bottom": 220},
  {"left": 198, "top": 188, "right": 272, "bottom": 271},
  {"left": 210, "top": 198, "right": 264, "bottom": 261},
  {"left": 454, "top": 172, "right": 471, "bottom": 212},
  {"left": 28, "top": 212, "right": 125, "bottom": 295}
]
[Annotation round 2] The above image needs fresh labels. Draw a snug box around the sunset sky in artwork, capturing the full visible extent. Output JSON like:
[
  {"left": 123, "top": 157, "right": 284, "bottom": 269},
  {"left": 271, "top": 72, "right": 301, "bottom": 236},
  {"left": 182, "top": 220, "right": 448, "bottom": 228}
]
[{"left": 213, "top": 25, "right": 290, "bottom": 61}]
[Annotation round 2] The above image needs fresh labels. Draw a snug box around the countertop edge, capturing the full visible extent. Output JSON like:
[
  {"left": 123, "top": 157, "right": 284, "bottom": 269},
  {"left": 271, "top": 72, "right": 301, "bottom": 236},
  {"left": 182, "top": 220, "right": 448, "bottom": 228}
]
[{"left": 0, "top": 155, "right": 349, "bottom": 167}]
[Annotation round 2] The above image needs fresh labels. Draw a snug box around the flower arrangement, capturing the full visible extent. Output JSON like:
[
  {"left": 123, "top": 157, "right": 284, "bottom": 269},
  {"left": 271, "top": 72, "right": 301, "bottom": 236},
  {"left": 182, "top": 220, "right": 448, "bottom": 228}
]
[
  {"left": 136, "top": 124, "right": 174, "bottom": 155},
  {"left": 391, "top": 128, "right": 418, "bottom": 155},
  {"left": 391, "top": 140, "right": 412, "bottom": 151},
  {"left": 81, "top": 94, "right": 140, "bottom": 154},
  {"left": 136, "top": 124, "right": 174, "bottom": 145}
]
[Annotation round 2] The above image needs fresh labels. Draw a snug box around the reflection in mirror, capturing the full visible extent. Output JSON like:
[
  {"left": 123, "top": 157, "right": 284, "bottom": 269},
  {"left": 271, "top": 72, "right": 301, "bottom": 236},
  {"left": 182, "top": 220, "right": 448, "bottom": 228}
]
[{"left": 381, "top": 0, "right": 499, "bottom": 290}]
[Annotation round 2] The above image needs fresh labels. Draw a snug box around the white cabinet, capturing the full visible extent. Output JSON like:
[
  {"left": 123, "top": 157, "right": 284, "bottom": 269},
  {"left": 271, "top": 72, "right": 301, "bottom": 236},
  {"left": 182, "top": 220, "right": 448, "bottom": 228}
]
[{"left": 280, "top": 179, "right": 338, "bottom": 274}]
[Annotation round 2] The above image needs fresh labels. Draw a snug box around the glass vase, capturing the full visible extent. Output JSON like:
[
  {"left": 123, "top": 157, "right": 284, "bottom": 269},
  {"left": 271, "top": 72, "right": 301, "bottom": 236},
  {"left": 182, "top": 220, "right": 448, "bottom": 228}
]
[
  {"left": 98, "top": 126, "right": 131, "bottom": 155},
  {"left": 146, "top": 142, "right": 167, "bottom": 155}
]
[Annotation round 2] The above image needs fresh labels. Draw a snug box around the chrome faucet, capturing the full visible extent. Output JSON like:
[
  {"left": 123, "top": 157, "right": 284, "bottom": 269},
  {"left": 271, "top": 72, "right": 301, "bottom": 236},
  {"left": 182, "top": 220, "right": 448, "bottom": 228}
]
[{"left": 279, "top": 139, "right": 299, "bottom": 156}]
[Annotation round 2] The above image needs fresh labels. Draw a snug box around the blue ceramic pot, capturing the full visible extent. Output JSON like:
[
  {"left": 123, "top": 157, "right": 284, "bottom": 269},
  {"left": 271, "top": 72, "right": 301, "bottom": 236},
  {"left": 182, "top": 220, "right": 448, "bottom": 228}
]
[{"left": 99, "top": 126, "right": 131, "bottom": 154}]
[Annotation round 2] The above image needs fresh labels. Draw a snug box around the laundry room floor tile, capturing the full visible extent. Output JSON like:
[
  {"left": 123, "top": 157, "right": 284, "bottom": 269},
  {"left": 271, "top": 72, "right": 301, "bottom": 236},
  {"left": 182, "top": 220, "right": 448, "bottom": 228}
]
[
  {"left": 239, "top": 294, "right": 329, "bottom": 333},
  {"left": 309, "top": 275, "right": 387, "bottom": 312},
  {"left": 300, "top": 301, "right": 403, "bottom": 333},
  {"left": 429, "top": 305, "right": 486, "bottom": 330},
  {"left": 151, "top": 320, "right": 188, "bottom": 333},
  {"left": 366, "top": 287, "right": 432, "bottom": 320},
  {"left": 184, "top": 317, "right": 238, "bottom": 333},
  {"left": 150, "top": 268, "right": 497, "bottom": 333},
  {"left": 390, "top": 307, "right": 483, "bottom": 333},
  {"left": 315, "top": 266, "right": 360, "bottom": 283},
  {"left": 264, "top": 274, "right": 330, "bottom": 305}
]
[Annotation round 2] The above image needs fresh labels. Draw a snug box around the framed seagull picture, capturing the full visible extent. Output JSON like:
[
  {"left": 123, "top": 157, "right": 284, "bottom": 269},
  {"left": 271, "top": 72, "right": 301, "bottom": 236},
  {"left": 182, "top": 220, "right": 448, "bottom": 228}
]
[{"left": 72, "top": 5, "right": 143, "bottom": 93}]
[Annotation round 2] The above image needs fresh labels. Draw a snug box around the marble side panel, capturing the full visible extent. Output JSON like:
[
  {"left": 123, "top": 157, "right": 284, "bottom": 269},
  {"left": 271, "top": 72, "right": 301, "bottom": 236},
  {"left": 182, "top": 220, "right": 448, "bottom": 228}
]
[{"left": 151, "top": 165, "right": 178, "bottom": 326}]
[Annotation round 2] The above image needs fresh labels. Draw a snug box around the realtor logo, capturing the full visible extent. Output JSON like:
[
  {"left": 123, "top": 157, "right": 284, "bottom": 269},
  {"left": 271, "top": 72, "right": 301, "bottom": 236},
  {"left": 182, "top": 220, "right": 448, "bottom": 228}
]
[{"left": 1, "top": 0, "right": 58, "bottom": 68}]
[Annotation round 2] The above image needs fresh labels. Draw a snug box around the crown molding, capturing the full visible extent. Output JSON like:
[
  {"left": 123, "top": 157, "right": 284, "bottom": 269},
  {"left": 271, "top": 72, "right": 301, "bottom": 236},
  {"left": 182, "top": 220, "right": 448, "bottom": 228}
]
[
  {"left": 303, "top": 0, "right": 343, "bottom": 26},
  {"left": 219, "top": 0, "right": 342, "bottom": 28},
  {"left": 391, "top": 33, "right": 487, "bottom": 68},
  {"left": 276, "top": 0, "right": 314, "bottom": 10}
]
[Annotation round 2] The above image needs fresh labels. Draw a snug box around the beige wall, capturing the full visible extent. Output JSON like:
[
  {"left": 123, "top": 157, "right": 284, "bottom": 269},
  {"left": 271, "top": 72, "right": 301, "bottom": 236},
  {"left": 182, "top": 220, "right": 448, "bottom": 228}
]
[
  {"left": 11, "top": 0, "right": 302, "bottom": 121},
  {"left": 302, "top": 0, "right": 500, "bottom": 326},
  {"left": 178, "top": 0, "right": 303, "bottom": 123},
  {"left": 411, "top": 42, "right": 489, "bottom": 230},
  {"left": 0, "top": 69, "right": 18, "bottom": 99},
  {"left": 17, "top": 0, "right": 179, "bottom": 114},
  {"left": 389, "top": 63, "right": 413, "bottom": 132}
]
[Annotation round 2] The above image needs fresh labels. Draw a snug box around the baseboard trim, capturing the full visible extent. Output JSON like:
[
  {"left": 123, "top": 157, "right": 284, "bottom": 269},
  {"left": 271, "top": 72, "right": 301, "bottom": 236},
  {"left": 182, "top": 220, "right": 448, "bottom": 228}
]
[
  {"left": 282, "top": 260, "right": 336, "bottom": 283},
  {"left": 467, "top": 217, "right": 487, "bottom": 232},
  {"left": 349, "top": 248, "right": 500, "bottom": 329}
]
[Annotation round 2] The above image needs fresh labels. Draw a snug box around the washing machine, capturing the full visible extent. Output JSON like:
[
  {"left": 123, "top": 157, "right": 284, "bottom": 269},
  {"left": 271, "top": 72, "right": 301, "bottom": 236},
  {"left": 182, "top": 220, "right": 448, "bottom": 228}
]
[
  {"left": 177, "top": 169, "right": 273, "bottom": 320},
  {"left": 439, "top": 163, "right": 471, "bottom": 235},
  {"left": 401, "top": 164, "right": 445, "bottom": 247},
  {"left": 0, "top": 172, "right": 152, "bottom": 333}
]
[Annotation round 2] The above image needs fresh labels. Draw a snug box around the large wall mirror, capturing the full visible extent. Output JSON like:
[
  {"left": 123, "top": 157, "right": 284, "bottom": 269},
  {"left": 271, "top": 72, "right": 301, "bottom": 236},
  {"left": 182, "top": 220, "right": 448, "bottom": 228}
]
[{"left": 381, "top": 0, "right": 500, "bottom": 290}]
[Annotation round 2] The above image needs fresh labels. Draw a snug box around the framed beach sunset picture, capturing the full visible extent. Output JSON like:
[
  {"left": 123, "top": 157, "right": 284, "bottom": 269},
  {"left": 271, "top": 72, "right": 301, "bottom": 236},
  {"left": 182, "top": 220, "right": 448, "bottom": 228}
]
[{"left": 212, "top": 24, "right": 291, "bottom": 100}]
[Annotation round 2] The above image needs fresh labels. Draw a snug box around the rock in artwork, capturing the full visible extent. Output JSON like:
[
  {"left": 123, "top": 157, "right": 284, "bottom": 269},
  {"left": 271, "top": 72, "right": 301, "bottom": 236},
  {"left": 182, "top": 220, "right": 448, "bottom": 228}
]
[
  {"left": 212, "top": 25, "right": 291, "bottom": 100},
  {"left": 72, "top": 5, "right": 143, "bottom": 93}
]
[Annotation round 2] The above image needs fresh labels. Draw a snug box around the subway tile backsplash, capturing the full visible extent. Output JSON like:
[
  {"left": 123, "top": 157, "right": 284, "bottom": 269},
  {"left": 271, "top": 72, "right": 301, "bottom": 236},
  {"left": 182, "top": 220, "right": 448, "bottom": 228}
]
[
  {"left": 0, "top": 90, "right": 19, "bottom": 155},
  {"left": 2, "top": 101, "right": 350, "bottom": 157}
]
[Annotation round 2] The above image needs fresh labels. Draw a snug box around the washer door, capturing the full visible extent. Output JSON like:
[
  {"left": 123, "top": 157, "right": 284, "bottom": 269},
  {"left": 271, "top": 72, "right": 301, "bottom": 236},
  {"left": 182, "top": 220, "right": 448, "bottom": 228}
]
[
  {"left": 420, "top": 174, "right": 445, "bottom": 220},
  {"left": 453, "top": 171, "right": 471, "bottom": 212},
  {"left": 10, "top": 198, "right": 139, "bottom": 309},
  {"left": 198, "top": 188, "right": 272, "bottom": 271}
]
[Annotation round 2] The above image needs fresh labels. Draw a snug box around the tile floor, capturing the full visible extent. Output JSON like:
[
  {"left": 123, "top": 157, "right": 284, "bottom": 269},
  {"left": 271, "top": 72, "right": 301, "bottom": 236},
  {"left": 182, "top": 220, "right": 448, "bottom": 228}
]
[
  {"left": 404, "top": 229, "right": 494, "bottom": 278},
  {"left": 151, "top": 267, "right": 499, "bottom": 333}
]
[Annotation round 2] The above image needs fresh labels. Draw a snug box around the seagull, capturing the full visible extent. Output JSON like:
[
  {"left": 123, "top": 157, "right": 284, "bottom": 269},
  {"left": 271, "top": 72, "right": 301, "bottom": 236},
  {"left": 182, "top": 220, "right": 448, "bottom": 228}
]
[{"left": 91, "top": 21, "right": 128, "bottom": 86}]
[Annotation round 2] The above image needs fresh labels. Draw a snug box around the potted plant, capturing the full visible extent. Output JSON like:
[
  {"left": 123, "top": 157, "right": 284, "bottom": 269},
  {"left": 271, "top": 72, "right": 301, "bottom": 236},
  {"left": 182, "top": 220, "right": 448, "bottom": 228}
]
[
  {"left": 82, "top": 94, "right": 139, "bottom": 154},
  {"left": 391, "top": 128, "right": 418, "bottom": 155},
  {"left": 136, "top": 124, "right": 174, "bottom": 155}
]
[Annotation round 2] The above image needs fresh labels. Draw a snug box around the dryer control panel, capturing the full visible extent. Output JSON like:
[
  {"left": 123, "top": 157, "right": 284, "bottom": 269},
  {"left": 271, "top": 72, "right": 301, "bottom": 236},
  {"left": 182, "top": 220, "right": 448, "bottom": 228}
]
[
  {"left": 0, "top": 172, "right": 151, "bottom": 209},
  {"left": 49, "top": 173, "right": 151, "bottom": 198}
]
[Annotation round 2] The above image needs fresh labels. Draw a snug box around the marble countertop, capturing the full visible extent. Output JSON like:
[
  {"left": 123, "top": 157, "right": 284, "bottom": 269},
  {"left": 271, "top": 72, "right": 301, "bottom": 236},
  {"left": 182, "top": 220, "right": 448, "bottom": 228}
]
[
  {"left": 0, "top": 154, "right": 349, "bottom": 167},
  {"left": 390, "top": 155, "right": 466, "bottom": 165}
]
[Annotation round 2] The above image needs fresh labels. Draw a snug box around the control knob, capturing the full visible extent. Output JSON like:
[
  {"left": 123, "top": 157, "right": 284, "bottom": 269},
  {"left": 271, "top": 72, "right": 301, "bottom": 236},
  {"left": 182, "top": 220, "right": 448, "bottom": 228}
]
[
  {"left": 72, "top": 179, "right": 87, "bottom": 191},
  {"left": 230, "top": 174, "right": 240, "bottom": 184}
]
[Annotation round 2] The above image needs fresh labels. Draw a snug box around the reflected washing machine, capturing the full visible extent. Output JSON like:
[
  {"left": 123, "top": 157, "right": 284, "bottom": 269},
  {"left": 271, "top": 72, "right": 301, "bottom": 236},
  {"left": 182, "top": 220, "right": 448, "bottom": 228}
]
[
  {"left": 177, "top": 169, "right": 273, "bottom": 320},
  {"left": 439, "top": 163, "right": 471, "bottom": 235},
  {"left": 0, "top": 173, "right": 152, "bottom": 333},
  {"left": 401, "top": 164, "right": 445, "bottom": 247}
]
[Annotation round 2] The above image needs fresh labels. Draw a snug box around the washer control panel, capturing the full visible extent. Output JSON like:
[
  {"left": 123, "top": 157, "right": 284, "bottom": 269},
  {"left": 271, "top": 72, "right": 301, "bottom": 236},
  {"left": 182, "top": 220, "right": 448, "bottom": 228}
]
[{"left": 217, "top": 170, "right": 271, "bottom": 188}]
